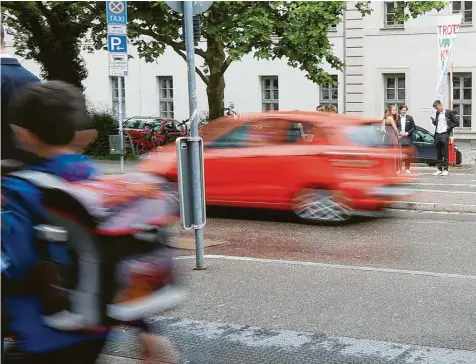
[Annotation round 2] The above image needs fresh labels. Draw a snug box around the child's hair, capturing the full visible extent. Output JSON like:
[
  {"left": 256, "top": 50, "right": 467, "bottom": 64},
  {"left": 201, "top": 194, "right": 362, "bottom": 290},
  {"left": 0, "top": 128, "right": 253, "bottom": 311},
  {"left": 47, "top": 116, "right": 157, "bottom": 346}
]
[{"left": 8, "top": 80, "right": 90, "bottom": 146}]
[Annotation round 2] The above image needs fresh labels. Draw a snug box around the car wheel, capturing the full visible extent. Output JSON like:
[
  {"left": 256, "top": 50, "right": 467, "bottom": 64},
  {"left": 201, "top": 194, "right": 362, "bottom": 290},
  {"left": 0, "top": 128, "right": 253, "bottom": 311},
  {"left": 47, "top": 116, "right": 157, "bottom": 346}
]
[{"left": 292, "top": 188, "right": 353, "bottom": 224}]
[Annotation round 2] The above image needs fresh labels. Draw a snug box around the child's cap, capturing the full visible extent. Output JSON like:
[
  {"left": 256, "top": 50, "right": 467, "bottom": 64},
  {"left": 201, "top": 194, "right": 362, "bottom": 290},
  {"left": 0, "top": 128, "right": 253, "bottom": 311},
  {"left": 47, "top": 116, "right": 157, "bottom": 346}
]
[{"left": 9, "top": 80, "right": 91, "bottom": 146}]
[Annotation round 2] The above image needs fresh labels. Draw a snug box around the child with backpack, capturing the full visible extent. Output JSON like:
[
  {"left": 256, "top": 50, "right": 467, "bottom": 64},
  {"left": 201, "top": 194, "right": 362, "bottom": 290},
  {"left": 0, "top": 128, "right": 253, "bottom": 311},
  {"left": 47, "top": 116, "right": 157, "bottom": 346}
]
[{"left": 1, "top": 81, "right": 181, "bottom": 363}]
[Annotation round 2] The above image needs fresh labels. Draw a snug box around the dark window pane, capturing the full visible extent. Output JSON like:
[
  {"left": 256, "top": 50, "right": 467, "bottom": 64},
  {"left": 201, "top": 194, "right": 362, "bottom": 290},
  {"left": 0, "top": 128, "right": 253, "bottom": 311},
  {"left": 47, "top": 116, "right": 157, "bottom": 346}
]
[
  {"left": 264, "top": 79, "right": 270, "bottom": 89},
  {"left": 398, "top": 77, "right": 405, "bottom": 88},
  {"left": 273, "top": 78, "right": 279, "bottom": 88},
  {"left": 463, "top": 104, "right": 472, "bottom": 115},
  {"left": 273, "top": 103, "right": 279, "bottom": 110},
  {"left": 464, "top": 12, "right": 472, "bottom": 23},
  {"left": 463, "top": 76, "right": 472, "bottom": 88},
  {"left": 453, "top": 88, "right": 461, "bottom": 99},
  {"left": 453, "top": 1, "right": 461, "bottom": 12},
  {"left": 170, "top": 102, "right": 174, "bottom": 112},
  {"left": 398, "top": 89, "right": 405, "bottom": 100},
  {"left": 386, "top": 89, "right": 396, "bottom": 99},
  {"left": 463, "top": 89, "right": 472, "bottom": 99},
  {"left": 331, "top": 89, "right": 338, "bottom": 100},
  {"left": 321, "top": 89, "right": 330, "bottom": 100},
  {"left": 386, "top": 77, "right": 395, "bottom": 88},
  {"left": 160, "top": 89, "right": 167, "bottom": 99},
  {"left": 273, "top": 90, "right": 279, "bottom": 100},
  {"left": 453, "top": 76, "right": 461, "bottom": 88},
  {"left": 386, "top": 15, "right": 395, "bottom": 24},
  {"left": 263, "top": 90, "right": 271, "bottom": 100},
  {"left": 462, "top": 116, "right": 471, "bottom": 127},
  {"left": 453, "top": 104, "right": 461, "bottom": 115},
  {"left": 464, "top": 1, "right": 472, "bottom": 10}
]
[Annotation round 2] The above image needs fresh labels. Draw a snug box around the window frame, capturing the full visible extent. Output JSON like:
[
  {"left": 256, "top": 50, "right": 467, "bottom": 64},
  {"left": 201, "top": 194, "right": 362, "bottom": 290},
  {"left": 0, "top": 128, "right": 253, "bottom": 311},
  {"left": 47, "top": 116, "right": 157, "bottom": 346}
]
[
  {"left": 319, "top": 75, "right": 338, "bottom": 112},
  {"left": 384, "top": 74, "right": 406, "bottom": 110},
  {"left": 384, "top": 2, "right": 405, "bottom": 28},
  {"left": 452, "top": 73, "right": 472, "bottom": 128},
  {"left": 261, "top": 76, "right": 279, "bottom": 111},
  {"left": 158, "top": 76, "right": 175, "bottom": 119},
  {"left": 111, "top": 77, "right": 126, "bottom": 120},
  {"left": 452, "top": 1, "right": 473, "bottom": 25}
]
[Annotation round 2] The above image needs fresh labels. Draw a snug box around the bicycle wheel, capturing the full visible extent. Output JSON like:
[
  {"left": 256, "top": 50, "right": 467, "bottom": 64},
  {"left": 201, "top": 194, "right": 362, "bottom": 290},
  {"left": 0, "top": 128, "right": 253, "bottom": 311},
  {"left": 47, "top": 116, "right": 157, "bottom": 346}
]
[{"left": 136, "top": 136, "right": 152, "bottom": 154}]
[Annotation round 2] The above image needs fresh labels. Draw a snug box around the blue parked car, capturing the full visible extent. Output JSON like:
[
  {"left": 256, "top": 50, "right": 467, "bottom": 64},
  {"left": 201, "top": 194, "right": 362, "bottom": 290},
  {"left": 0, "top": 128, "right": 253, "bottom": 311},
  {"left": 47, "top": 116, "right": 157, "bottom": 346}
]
[{"left": 412, "top": 126, "right": 462, "bottom": 166}]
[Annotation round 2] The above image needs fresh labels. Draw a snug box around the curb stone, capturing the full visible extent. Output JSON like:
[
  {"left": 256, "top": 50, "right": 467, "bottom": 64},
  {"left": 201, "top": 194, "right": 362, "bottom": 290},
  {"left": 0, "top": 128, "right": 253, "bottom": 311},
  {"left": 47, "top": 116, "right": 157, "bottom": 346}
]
[{"left": 393, "top": 201, "right": 476, "bottom": 214}]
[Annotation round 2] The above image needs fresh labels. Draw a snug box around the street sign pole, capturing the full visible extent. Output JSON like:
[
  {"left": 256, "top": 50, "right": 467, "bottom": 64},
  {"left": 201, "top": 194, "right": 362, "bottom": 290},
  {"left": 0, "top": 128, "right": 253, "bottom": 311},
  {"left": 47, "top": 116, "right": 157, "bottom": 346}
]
[
  {"left": 117, "top": 76, "right": 124, "bottom": 172},
  {"left": 106, "top": 1, "right": 128, "bottom": 173},
  {"left": 184, "top": 1, "right": 205, "bottom": 269}
]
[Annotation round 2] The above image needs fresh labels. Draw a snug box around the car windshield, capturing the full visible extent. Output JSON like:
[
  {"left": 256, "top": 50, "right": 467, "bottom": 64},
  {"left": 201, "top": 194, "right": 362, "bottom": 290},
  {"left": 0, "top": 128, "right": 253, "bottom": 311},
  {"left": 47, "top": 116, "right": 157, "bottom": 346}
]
[
  {"left": 125, "top": 119, "right": 162, "bottom": 129},
  {"left": 346, "top": 123, "right": 389, "bottom": 148}
]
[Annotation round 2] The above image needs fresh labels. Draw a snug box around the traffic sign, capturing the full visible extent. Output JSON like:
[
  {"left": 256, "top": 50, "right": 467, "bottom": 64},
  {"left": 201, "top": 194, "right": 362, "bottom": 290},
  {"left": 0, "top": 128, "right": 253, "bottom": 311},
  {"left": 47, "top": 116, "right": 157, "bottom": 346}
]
[
  {"left": 107, "top": 35, "right": 128, "bottom": 53},
  {"left": 106, "top": 1, "right": 127, "bottom": 24},
  {"left": 165, "top": 1, "right": 213, "bottom": 15},
  {"left": 109, "top": 53, "right": 128, "bottom": 76},
  {"left": 107, "top": 24, "right": 127, "bottom": 35}
]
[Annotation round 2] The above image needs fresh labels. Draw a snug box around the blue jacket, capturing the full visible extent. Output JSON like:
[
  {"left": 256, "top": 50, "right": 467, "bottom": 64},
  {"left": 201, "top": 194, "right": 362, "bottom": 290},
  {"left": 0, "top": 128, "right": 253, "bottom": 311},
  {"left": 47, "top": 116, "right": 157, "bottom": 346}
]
[
  {"left": 1, "top": 57, "right": 40, "bottom": 160},
  {"left": 1, "top": 154, "right": 106, "bottom": 354}
]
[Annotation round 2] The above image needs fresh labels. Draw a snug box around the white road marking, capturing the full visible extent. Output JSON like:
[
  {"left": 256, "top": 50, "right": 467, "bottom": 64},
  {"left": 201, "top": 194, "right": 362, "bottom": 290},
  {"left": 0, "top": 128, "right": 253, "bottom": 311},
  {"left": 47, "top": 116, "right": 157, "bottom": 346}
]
[
  {"left": 141, "top": 316, "right": 476, "bottom": 364},
  {"left": 402, "top": 188, "right": 476, "bottom": 194},
  {"left": 175, "top": 255, "right": 476, "bottom": 281},
  {"left": 408, "top": 182, "right": 476, "bottom": 187}
]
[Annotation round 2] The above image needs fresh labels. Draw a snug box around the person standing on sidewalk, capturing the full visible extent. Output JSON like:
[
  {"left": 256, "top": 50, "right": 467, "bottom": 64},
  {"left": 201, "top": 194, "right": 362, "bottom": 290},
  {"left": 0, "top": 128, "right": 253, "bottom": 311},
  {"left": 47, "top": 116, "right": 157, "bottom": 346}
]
[
  {"left": 398, "top": 105, "right": 416, "bottom": 174},
  {"left": 1, "top": 24, "right": 40, "bottom": 163},
  {"left": 431, "top": 100, "right": 457, "bottom": 176}
]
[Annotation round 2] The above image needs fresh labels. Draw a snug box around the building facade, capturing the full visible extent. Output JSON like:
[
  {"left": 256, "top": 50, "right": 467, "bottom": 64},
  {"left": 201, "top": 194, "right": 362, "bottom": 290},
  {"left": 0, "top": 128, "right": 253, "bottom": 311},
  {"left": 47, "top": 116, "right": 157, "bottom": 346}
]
[{"left": 5, "top": 1, "right": 475, "bottom": 152}]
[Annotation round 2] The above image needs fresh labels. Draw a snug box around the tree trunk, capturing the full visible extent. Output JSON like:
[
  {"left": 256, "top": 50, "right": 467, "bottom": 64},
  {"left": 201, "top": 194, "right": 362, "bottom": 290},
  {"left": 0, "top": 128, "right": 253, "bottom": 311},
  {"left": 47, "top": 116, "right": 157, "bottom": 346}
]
[
  {"left": 205, "top": 35, "right": 226, "bottom": 120},
  {"left": 207, "top": 69, "right": 225, "bottom": 121}
]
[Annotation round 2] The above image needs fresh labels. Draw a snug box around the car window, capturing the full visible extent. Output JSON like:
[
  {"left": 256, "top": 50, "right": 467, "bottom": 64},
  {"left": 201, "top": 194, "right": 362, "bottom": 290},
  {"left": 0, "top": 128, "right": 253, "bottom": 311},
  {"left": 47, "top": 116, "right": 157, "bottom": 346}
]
[
  {"left": 347, "top": 123, "right": 388, "bottom": 147},
  {"left": 206, "top": 120, "right": 287, "bottom": 149},
  {"left": 287, "top": 122, "right": 320, "bottom": 144},
  {"left": 207, "top": 125, "right": 249, "bottom": 149},
  {"left": 415, "top": 130, "right": 434, "bottom": 143}
]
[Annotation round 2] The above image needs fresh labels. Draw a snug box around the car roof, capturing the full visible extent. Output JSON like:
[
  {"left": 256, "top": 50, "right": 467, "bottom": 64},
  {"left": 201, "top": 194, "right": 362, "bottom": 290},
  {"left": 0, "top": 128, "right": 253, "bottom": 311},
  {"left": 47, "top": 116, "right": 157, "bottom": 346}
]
[{"left": 200, "top": 111, "right": 382, "bottom": 140}]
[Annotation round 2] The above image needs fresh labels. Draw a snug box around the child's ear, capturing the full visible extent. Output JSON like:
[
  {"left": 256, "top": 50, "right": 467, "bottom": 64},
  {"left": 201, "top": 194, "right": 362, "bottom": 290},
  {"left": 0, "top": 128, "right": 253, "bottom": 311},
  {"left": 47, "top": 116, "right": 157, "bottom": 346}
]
[
  {"left": 71, "top": 129, "right": 98, "bottom": 148},
  {"left": 10, "top": 125, "right": 41, "bottom": 149}
]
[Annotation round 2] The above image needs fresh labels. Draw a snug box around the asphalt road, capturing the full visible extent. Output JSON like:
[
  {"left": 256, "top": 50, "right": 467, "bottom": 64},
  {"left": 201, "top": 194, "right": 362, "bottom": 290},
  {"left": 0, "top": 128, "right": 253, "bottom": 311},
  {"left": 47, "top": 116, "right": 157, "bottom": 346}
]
[{"left": 101, "top": 210, "right": 476, "bottom": 363}]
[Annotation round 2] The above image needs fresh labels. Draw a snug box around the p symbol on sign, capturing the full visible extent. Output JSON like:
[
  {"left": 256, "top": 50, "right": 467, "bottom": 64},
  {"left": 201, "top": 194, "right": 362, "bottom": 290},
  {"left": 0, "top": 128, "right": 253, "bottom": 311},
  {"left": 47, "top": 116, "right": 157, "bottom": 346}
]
[{"left": 107, "top": 35, "right": 128, "bottom": 53}]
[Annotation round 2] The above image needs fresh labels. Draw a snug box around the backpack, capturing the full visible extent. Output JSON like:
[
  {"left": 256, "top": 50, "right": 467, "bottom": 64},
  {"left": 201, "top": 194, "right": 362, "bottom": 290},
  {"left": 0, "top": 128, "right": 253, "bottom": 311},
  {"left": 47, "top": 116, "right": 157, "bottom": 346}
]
[{"left": 3, "top": 170, "right": 185, "bottom": 332}]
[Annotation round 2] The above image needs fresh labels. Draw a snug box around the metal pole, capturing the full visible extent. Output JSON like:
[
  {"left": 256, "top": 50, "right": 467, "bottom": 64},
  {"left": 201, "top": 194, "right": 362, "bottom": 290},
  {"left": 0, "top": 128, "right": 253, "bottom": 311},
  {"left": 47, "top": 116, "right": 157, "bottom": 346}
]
[
  {"left": 184, "top": 1, "right": 205, "bottom": 269},
  {"left": 342, "top": 7, "right": 347, "bottom": 114},
  {"left": 117, "top": 76, "right": 124, "bottom": 173}
]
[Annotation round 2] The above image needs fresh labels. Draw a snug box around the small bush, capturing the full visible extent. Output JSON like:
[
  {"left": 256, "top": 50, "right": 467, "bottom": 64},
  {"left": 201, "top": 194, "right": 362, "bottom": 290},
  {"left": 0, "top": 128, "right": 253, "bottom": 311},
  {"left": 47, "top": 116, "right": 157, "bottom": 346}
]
[{"left": 83, "top": 108, "right": 119, "bottom": 157}]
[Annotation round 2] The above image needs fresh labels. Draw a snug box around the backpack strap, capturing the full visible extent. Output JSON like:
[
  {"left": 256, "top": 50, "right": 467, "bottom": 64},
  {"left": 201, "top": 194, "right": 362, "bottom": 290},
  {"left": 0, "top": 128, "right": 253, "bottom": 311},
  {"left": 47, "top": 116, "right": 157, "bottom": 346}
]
[{"left": 7, "top": 170, "right": 68, "bottom": 190}]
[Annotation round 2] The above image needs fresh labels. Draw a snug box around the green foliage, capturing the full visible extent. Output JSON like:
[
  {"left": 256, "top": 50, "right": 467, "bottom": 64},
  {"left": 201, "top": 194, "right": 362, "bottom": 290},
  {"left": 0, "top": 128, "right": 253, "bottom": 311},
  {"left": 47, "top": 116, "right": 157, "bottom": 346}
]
[
  {"left": 1, "top": 1, "right": 103, "bottom": 89},
  {"left": 82, "top": 108, "right": 118, "bottom": 157}
]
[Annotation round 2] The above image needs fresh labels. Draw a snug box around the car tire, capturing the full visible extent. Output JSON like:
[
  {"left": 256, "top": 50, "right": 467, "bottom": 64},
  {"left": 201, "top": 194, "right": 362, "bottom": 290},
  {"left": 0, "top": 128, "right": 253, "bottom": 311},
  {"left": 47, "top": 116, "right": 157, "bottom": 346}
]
[{"left": 292, "top": 188, "right": 353, "bottom": 224}]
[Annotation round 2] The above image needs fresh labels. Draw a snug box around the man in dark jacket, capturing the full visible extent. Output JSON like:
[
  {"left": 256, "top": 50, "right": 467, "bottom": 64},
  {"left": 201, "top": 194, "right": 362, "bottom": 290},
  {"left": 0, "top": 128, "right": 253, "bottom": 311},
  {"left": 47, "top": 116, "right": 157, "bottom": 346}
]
[
  {"left": 1, "top": 24, "right": 40, "bottom": 162},
  {"left": 431, "top": 99, "right": 458, "bottom": 176},
  {"left": 397, "top": 104, "right": 416, "bottom": 173}
]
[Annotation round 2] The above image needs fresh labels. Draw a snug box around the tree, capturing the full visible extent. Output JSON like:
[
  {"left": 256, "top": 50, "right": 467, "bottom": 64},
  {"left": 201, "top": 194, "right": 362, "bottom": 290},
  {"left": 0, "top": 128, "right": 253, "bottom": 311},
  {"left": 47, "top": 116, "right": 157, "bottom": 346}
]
[
  {"left": 107, "top": 1, "right": 445, "bottom": 119},
  {"left": 1, "top": 1, "right": 103, "bottom": 90}
]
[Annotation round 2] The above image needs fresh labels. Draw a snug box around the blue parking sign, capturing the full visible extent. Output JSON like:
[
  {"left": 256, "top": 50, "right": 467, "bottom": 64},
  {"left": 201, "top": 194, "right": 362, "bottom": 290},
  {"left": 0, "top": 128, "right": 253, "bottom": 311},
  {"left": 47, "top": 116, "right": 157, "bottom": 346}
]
[
  {"left": 106, "top": 1, "right": 127, "bottom": 25},
  {"left": 107, "top": 35, "right": 128, "bottom": 53}
]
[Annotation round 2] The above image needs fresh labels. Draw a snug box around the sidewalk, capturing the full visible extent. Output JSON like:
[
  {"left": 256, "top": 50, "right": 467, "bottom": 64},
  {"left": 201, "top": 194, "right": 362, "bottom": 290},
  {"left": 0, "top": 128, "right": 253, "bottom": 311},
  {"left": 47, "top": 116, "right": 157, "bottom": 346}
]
[{"left": 98, "top": 256, "right": 476, "bottom": 363}]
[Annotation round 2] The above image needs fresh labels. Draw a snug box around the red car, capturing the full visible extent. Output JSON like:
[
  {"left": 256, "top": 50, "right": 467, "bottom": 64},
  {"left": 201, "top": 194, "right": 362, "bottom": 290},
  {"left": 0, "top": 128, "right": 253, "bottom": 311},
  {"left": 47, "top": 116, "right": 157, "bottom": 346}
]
[
  {"left": 140, "top": 111, "right": 415, "bottom": 223},
  {"left": 123, "top": 117, "right": 187, "bottom": 147}
]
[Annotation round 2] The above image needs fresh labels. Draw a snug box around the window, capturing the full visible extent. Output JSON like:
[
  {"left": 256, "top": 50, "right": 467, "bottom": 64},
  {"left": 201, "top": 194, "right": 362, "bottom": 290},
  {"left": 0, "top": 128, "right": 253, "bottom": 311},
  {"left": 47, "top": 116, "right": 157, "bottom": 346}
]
[
  {"left": 329, "top": 24, "right": 337, "bottom": 31},
  {"left": 320, "top": 75, "right": 338, "bottom": 112},
  {"left": 452, "top": 1, "right": 472, "bottom": 24},
  {"left": 111, "top": 77, "right": 126, "bottom": 120},
  {"left": 384, "top": 2, "right": 404, "bottom": 27},
  {"left": 414, "top": 129, "right": 435, "bottom": 144},
  {"left": 158, "top": 76, "right": 174, "bottom": 118},
  {"left": 453, "top": 73, "right": 472, "bottom": 128},
  {"left": 261, "top": 76, "right": 279, "bottom": 111},
  {"left": 384, "top": 74, "right": 406, "bottom": 110}
]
